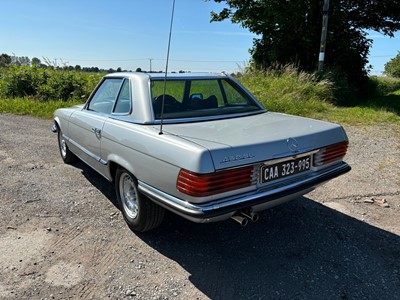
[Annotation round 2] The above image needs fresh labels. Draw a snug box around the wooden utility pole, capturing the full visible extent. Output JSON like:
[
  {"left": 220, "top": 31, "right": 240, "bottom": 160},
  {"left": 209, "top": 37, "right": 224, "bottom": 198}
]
[{"left": 318, "top": 0, "right": 330, "bottom": 72}]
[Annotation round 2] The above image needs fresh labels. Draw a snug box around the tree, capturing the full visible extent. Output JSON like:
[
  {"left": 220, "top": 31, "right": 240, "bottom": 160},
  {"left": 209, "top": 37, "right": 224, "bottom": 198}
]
[
  {"left": 11, "top": 55, "right": 31, "bottom": 66},
  {"left": 384, "top": 52, "right": 400, "bottom": 78},
  {"left": 31, "top": 57, "right": 41, "bottom": 66},
  {"left": 209, "top": 0, "right": 400, "bottom": 93},
  {"left": 0, "top": 53, "right": 11, "bottom": 67}
]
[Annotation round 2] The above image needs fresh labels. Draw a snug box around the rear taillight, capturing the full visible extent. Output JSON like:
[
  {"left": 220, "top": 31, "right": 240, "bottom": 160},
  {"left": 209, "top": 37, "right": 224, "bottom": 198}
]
[
  {"left": 313, "top": 141, "right": 348, "bottom": 166},
  {"left": 177, "top": 166, "right": 254, "bottom": 197}
]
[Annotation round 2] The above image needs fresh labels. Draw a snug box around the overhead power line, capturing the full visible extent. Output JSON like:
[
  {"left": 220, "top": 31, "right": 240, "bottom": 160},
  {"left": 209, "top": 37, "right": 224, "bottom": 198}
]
[
  {"left": 369, "top": 54, "right": 398, "bottom": 58},
  {"left": 61, "top": 57, "right": 245, "bottom": 63}
]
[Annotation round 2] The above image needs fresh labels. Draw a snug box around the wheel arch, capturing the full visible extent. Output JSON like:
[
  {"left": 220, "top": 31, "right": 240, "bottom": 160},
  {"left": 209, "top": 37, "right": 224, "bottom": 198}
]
[
  {"left": 107, "top": 155, "right": 137, "bottom": 183},
  {"left": 54, "top": 115, "right": 69, "bottom": 137},
  {"left": 54, "top": 116, "right": 61, "bottom": 130}
]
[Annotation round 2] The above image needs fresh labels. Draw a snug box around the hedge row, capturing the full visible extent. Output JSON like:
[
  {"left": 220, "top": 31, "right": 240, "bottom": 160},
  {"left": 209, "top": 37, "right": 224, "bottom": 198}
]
[{"left": 0, "top": 65, "right": 103, "bottom": 101}]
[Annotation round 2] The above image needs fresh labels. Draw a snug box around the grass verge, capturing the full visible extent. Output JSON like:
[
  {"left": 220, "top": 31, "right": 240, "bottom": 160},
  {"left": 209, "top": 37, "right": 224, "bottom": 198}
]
[
  {"left": 239, "top": 68, "right": 400, "bottom": 125},
  {"left": 0, "top": 98, "right": 84, "bottom": 119}
]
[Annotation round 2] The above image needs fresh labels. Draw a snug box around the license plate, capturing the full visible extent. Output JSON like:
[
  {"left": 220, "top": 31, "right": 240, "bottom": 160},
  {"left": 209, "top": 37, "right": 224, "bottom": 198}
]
[{"left": 260, "top": 156, "right": 311, "bottom": 184}]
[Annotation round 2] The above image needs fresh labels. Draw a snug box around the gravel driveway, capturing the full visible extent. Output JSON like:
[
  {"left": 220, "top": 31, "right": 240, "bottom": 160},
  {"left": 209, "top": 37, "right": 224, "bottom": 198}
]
[{"left": 0, "top": 113, "right": 399, "bottom": 300}]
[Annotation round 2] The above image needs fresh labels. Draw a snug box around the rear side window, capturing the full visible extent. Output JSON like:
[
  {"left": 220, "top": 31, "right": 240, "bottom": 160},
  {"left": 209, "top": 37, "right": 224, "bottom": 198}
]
[
  {"left": 113, "top": 80, "right": 132, "bottom": 114},
  {"left": 221, "top": 80, "right": 249, "bottom": 105},
  {"left": 88, "top": 78, "right": 123, "bottom": 114}
]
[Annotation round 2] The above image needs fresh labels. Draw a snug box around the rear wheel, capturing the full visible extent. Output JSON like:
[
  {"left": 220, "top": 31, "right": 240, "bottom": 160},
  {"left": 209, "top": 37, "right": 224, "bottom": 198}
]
[
  {"left": 115, "top": 168, "right": 165, "bottom": 232},
  {"left": 57, "top": 128, "right": 77, "bottom": 163}
]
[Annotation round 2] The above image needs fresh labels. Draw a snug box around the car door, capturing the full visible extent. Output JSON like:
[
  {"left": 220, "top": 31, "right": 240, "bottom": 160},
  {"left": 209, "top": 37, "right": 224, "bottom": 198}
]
[{"left": 68, "top": 77, "right": 124, "bottom": 173}]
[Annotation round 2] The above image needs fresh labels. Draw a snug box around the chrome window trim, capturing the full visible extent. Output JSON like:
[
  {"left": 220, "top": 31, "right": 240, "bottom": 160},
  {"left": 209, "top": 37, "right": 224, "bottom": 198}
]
[
  {"left": 152, "top": 110, "right": 266, "bottom": 124},
  {"left": 111, "top": 78, "right": 133, "bottom": 116},
  {"left": 109, "top": 116, "right": 146, "bottom": 124},
  {"left": 109, "top": 110, "right": 267, "bottom": 125}
]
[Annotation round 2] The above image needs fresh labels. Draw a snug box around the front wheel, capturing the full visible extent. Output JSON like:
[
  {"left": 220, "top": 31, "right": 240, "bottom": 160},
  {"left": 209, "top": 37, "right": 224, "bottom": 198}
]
[
  {"left": 115, "top": 168, "right": 165, "bottom": 232},
  {"left": 57, "top": 128, "right": 77, "bottom": 164}
]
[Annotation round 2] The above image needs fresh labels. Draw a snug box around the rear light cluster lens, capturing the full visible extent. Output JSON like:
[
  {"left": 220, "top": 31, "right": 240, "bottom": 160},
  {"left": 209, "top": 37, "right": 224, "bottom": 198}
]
[
  {"left": 313, "top": 141, "right": 348, "bottom": 166},
  {"left": 177, "top": 166, "right": 254, "bottom": 197}
]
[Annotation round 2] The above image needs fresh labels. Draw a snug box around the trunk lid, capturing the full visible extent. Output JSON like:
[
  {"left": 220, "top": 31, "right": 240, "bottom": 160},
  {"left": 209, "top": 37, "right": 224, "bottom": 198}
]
[{"left": 162, "top": 112, "right": 348, "bottom": 170}]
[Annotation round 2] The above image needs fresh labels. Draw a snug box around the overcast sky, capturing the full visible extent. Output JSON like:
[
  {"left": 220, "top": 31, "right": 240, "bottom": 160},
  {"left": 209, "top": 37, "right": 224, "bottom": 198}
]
[{"left": 1, "top": 0, "right": 399, "bottom": 75}]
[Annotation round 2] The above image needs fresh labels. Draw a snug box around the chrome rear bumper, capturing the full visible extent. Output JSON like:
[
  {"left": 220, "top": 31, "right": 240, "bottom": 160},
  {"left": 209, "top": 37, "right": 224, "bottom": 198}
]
[{"left": 138, "top": 162, "right": 351, "bottom": 223}]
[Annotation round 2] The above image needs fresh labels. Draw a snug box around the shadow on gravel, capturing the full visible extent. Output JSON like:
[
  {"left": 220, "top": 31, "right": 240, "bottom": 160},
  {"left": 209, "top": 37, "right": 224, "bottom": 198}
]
[
  {"left": 74, "top": 165, "right": 400, "bottom": 299},
  {"left": 138, "top": 198, "right": 400, "bottom": 300},
  {"left": 76, "top": 161, "right": 118, "bottom": 208}
]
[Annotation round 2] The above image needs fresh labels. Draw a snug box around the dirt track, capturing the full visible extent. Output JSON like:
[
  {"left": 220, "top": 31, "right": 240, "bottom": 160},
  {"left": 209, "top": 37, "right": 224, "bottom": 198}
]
[{"left": 0, "top": 113, "right": 399, "bottom": 300}]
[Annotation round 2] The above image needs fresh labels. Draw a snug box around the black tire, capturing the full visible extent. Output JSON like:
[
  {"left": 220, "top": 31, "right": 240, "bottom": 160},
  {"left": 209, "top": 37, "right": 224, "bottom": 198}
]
[
  {"left": 57, "top": 128, "right": 77, "bottom": 164},
  {"left": 115, "top": 168, "right": 165, "bottom": 232}
]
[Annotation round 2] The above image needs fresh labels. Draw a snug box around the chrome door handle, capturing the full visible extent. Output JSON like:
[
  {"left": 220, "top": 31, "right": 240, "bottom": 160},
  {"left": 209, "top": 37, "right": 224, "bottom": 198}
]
[{"left": 92, "top": 128, "right": 102, "bottom": 139}]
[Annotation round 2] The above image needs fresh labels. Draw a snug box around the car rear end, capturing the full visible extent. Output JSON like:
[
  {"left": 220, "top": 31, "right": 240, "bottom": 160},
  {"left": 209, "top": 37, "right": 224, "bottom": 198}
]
[
  {"left": 137, "top": 73, "right": 351, "bottom": 225},
  {"left": 138, "top": 113, "right": 350, "bottom": 224}
]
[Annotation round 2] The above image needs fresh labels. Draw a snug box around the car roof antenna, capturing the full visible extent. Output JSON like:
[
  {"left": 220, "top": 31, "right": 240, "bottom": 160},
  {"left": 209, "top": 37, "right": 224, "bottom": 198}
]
[{"left": 159, "top": 0, "right": 176, "bottom": 135}]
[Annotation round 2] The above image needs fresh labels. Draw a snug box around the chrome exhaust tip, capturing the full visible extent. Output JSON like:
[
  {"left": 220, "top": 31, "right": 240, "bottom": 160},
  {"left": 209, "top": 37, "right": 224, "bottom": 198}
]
[
  {"left": 231, "top": 214, "right": 249, "bottom": 227},
  {"left": 240, "top": 211, "right": 259, "bottom": 223}
]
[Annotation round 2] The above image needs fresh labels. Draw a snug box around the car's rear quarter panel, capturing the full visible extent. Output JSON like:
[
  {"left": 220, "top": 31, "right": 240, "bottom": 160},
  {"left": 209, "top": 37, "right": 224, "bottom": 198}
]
[{"left": 101, "top": 119, "right": 215, "bottom": 197}]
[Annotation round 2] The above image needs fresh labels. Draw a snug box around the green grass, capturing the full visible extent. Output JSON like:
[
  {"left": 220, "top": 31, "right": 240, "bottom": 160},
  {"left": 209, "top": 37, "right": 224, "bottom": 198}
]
[
  {"left": 239, "top": 67, "right": 400, "bottom": 125},
  {"left": 240, "top": 67, "right": 333, "bottom": 118},
  {"left": 368, "top": 76, "right": 400, "bottom": 97},
  {"left": 313, "top": 106, "right": 400, "bottom": 125},
  {"left": 0, "top": 98, "right": 84, "bottom": 118},
  {"left": 325, "top": 81, "right": 400, "bottom": 125}
]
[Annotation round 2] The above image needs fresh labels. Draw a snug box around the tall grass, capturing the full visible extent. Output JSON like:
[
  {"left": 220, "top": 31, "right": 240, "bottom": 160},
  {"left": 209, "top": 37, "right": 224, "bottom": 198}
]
[
  {"left": 238, "top": 65, "right": 400, "bottom": 125},
  {"left": 239, "top": 65, "right": 334, "bottom": 117},
  {"left": 368, "top": 76, "right": 400, "bottom": 97}
]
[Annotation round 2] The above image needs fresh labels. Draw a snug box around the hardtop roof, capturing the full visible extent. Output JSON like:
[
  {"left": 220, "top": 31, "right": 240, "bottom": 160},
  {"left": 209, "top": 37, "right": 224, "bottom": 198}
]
[{"left": 105, "top": 72, "right": 229, "bottom": 80}]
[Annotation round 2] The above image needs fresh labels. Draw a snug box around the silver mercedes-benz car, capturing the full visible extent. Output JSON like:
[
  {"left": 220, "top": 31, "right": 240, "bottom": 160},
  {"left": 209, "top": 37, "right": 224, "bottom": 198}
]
[{"left": 52, "top": 72, "right": 350, "bottom": 231}]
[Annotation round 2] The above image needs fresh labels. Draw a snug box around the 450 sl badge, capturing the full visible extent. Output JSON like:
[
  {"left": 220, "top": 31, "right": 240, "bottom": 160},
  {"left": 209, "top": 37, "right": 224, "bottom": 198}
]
[{"left": 221, "top": 153, "right": 255, "bottom": 163}]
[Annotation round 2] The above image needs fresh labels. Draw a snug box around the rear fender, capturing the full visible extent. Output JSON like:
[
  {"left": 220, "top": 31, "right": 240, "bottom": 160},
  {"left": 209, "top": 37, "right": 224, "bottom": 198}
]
[{"left": 106, "top": 154, "right": 136, "bottom": 182}]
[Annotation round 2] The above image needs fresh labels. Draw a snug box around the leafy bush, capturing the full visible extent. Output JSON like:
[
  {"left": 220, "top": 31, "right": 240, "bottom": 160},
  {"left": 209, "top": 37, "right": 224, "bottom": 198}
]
[
  {"left": 317, "top": 68, "right": 359, "bottom": 105},
  {"left": 367, "top": 76, "right": 400, "bottom": 97},
  {"left": 364, "top": 76, "right": 400, "bottom": 116},
  {"left": 384, "top": 52, "right": 400, "bottom": 78},
  {"left": 0, "top": 65, "right": 102, "bottom": 101}
]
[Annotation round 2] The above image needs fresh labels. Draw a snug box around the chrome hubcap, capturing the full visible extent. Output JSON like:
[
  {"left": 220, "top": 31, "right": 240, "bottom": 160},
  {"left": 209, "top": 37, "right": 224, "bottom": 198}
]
[
  {"left": 120, "top": 173, "right": 138, "bottom": 219},
  {"left": 59, "top": 134, "right": 67, "bottom": 158}
]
